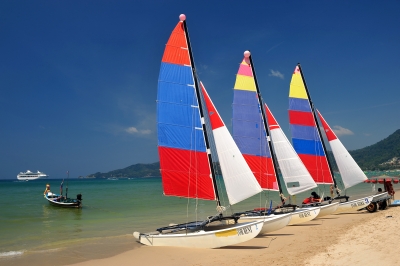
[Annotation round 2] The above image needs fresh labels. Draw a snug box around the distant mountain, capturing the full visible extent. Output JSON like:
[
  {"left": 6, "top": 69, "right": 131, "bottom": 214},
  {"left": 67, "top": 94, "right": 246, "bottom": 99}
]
[
  {"left": 348, "top": 129, "right": 400, "bottom": 170},
  {"left": 87, "top": 162, "right": 160, "bottom": 178},
  {"left": 89, "top": 129, "right": 400, "bottom": 178}
]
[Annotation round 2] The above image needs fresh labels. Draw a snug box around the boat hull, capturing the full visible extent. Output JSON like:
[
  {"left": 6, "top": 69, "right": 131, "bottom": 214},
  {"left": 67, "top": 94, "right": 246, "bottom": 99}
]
[
  {"left": 45, "top": 195, "right": 82, "bottom": 208},
  {"left": 333, "top": 196, "right": 374, "bottom": 214},
  {"left": 316, "top": 202, "right": 339, "bottom": 218},
  {"left": 287, "top": 207, "right": 320, "bottom": 225},
  {"left": 372, "top": 192, "right": 389, "bottom": 202},
  {"left": 133, "top": 220, "right": 263, "bottom": 248},
  {"left": 238, "top": 213, "right": 291, "bottom": 235}
]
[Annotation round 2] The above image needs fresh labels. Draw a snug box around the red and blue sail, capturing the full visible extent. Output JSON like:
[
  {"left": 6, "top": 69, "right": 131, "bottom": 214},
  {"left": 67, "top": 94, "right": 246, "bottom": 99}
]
[
  {"left": 232, "top": 57, "right": 278, "bottom": 190},
  {"left": 288, "top": 65, "right": 333, "bottom": 184},
  {"left": 157, "top": 18, "right": 215, "bottom": 200}
]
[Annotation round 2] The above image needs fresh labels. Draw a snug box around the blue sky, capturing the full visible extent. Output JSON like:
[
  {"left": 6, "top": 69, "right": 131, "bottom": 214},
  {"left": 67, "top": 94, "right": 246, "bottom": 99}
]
[{"left": 1, "top": 1, "right": 399, "bottom": 179}]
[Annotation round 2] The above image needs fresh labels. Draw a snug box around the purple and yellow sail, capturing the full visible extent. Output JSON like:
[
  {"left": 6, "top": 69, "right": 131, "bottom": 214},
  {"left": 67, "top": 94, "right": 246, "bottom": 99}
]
[
  {"left": 232, "top": 56, "right": 278, "bottom": 191},
  {"left": 157, "top": 15, "right": 215, "bottom": 200},
  {"left": 288, "top": 65, "right": 334, "bottom": 184}
]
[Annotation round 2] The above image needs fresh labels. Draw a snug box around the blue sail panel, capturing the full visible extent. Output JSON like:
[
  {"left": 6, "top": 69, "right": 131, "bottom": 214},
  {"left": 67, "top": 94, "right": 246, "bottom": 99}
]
[
  {"left": 292, "top": 138, "right": 325, "bottom": 156},
  {"left": 289, "top": 97, "right": 311, "bottom": 112},
  {"left": 158, "top": 123, "right": 206, "bottom": 151},
  {"left": 157, "top": 81, "right": 197, "bottom": 106},
  {"left": 232, "top": 89, "right": 270, "bottom": 157},
  {"left": 290, "top": 124, "right": 320, "bottom": 141},
  {"left": 159, "top": 63, "right": 193, "bottom": 85}
]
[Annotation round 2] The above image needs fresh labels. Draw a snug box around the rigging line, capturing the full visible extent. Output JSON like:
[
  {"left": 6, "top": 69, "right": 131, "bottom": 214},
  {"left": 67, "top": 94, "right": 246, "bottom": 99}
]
[
  {"left": 265, "top": 237, "right": 277, "bottom": 248},
  {"left": 185, "top": 95, "right": 196, "bottom": 227}
]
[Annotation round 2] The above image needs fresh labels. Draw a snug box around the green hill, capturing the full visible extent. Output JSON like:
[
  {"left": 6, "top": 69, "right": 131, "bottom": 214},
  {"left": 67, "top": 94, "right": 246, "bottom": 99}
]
[
  {"left": 87, "top": 162, "right": 160, "bottom": 178},
  {"left": 348, "top": 129, "right": 400, "bottom": 170}
]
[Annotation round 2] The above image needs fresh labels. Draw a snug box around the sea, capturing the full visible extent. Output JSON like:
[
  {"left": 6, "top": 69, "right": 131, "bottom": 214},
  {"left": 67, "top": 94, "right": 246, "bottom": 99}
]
[{"left": 0, "top": 172, "right": 397, "bottom": 265}]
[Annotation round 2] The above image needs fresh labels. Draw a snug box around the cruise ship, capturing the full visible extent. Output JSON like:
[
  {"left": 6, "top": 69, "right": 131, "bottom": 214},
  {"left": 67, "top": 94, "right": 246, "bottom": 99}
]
[{"left": 17, "top": 170, "right": 48, "bottom": 181}]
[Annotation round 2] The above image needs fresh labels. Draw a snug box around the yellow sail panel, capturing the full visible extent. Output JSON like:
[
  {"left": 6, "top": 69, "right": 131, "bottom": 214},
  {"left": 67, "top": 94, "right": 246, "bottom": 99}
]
[
  {"left": 289, "top": 69, "right": 308, "bottom": 99},
  {"left": 234, "top": 75, "right": 256, "bottom": 92}
]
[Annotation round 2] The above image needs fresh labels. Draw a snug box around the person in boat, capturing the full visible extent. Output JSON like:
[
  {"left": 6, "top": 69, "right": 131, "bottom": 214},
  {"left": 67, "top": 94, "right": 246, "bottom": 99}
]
[
  {"left": 302, "top": 191, "right": 321, "bottom": 204},
  {"left": 377, "top": 187, "right": 382, "bottom": 194},
  {"left": 44, "top": 184, "right": 51, "bottom": 195}
]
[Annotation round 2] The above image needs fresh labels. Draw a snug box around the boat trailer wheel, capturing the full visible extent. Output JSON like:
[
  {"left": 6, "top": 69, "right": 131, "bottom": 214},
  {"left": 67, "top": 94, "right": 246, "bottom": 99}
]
[{"left": 366, "top": 202, "right": 378, "bottom": 213}]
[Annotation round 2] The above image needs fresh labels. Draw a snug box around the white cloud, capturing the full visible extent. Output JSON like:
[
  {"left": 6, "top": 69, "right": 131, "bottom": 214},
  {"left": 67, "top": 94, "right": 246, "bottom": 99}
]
[
  {"left": 269, "top": 69, "right": 284, "bottom": 79},
  {"left": 125, "top": 127, "right": 151, "bottom": 135},
  {"left": 332, "top": 126, "right": 354, "bottom": 137}
]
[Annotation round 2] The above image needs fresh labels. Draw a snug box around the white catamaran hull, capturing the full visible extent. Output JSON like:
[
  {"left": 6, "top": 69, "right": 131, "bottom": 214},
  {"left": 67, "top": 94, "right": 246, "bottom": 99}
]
[
  {"left": 287, "top": 207, "right": 320, "bottom": 225},
  {"left": 238, "top": 213, "right": 292, "bottom": 235},
  {"left": 372, "top": 192, "right": 389, "bottom": 202},
  {"left": 316, "top": 202, "right": 339, "bottom": 218},
  {"left": 133, "top": 220, "right": 263, "bottom": 248},
  {"left": 334, "top": 196, "right": 374, "bottom": 214}
]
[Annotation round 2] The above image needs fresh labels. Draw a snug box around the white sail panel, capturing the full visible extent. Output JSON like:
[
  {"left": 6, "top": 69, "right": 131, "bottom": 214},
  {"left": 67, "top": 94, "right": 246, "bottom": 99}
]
[
  {"left": 200, "top": 82, "right": 262, "bottom": 205},
  {"left": 316, "top": 110, "right": 367, "bottom": 189},
  {"left": 270, "top": 128, "right": 317, "bottom": 195},
  {"left": 328, "top": 139, "right": 367, "bottom": 189},
  {"left": 213, "top": 126, "right": 263, "bottom": 204},
  {"left": 265, "top": 104, "right": 317, "bottom": 195}
]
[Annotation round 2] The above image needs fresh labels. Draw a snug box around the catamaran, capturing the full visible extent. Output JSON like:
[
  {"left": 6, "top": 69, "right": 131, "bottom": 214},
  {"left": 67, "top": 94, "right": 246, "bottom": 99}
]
[
  {"left": 231, "top": 51, "right": 321, "bottom": 227},
  {"left": 288, "top": 64, "right": 386, "bottom": 213},
  {"left": 133, "top": 15, "right": 264, "bottom": 249}
]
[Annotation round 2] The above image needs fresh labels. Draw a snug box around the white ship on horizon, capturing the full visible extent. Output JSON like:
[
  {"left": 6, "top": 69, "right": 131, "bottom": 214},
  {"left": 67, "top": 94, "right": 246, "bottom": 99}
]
[{"left": 17, "top": 170, "right": 48, "bottom": 181}]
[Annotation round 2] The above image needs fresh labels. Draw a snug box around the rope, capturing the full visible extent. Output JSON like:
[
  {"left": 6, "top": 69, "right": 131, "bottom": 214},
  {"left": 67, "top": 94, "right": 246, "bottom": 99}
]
[
  {"left": 216, "top": 205, "right": 226, "bottom": 213},
  {"left": 265, "top": 237, "right": 277, "bottom": 248}
]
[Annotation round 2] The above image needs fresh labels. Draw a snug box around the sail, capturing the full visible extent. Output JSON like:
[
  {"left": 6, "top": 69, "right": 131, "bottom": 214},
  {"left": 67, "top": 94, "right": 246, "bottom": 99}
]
[
  {"left": 156, "top": 18, "right": 215, "bottom": 200},
  {"left": 201, "top": 82, "right": 263, "bottom": 205},
  {"left": 232, "top": 57, "right": 279, "bottom": 191},
  {"left": 317, "top": 110, "right": 367, "bottom": 189},
  {"left": 288, "top": 65, "right": 334, "bottom": 184},
  {"left": 265, "top": 104, "right": 317, "bottom": 195}
]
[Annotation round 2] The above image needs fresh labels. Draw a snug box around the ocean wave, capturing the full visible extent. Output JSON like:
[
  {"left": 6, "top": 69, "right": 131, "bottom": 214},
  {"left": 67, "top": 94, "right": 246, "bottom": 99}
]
[{"left": 0, "top": 250, "right": 24, "bottom": 258}]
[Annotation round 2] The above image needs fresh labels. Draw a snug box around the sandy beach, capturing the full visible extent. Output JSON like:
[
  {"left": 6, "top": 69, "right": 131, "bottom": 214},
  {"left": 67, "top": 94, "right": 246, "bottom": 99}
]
[{"left": 69, "top": 197, "right": 400, "bottom": 266}]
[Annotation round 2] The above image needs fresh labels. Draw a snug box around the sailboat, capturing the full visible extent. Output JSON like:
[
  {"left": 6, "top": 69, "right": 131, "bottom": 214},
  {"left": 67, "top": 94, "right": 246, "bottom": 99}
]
[
  {"left": 264, "top": 104, "right": 339, "bottom": 217},
  {"left": 133, "top": 14, "right": 263, "bottom": 248},
  {"left": 231, "top": 51, "right": 320, "bottom": 227},
  {"left": 288, "top": 64, "right": 383, "bottom": 213},
  {"left": 316, "top": 110, "right": 388, "bottom": 213}
]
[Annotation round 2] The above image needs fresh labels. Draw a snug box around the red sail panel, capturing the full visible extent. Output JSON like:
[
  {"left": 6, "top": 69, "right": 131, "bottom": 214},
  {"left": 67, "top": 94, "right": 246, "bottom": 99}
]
[
  {"left": 316, "top": 110, "right": 337, "bottom": 141},
  {"left": 243, "top": 154, "right": 278, "bottom": 190},
  {"left": 159, "top": 147, "right": 215, "bottom": 200},
  {"left": 161, "top": 22, "right": 190, "bottom": 66},
  {"left": 288, "top": 110, "right": 316, "bottom": 127},
  {"left": 200, "top": 82, "right": 224, "bottom": 130},
  {"left": 298, "top": 154, "right": 332, "bottom": 184}
]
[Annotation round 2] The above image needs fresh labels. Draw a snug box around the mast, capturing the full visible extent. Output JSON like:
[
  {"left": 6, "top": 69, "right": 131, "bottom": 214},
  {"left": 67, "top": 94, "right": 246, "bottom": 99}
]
[
  {"left": 246, "top": 51, "right": 285, "bottom": 204},
  {"left": 181, "top": 15, "right": 221, "bottom": 206},
  {"left": 66, "top": 170, "right": 69, "bottom": 198},
  {"left": 296, "top": 63, "right": 340, "bottom": 196}
]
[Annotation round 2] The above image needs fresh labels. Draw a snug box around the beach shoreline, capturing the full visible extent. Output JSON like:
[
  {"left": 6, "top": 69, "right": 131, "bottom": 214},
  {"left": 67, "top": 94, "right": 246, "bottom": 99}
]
[{"left": 67, "top": 199, "right": 400, "bottom": 266}]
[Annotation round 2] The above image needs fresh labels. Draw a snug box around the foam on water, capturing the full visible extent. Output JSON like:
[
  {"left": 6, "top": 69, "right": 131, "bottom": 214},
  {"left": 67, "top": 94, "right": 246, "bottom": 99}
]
[{"left": 0, "top": 250, "right": 24, "bottom": 258}]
